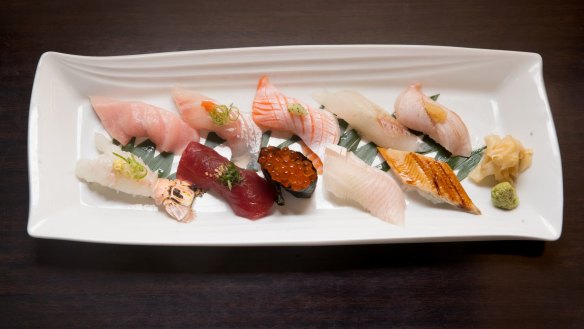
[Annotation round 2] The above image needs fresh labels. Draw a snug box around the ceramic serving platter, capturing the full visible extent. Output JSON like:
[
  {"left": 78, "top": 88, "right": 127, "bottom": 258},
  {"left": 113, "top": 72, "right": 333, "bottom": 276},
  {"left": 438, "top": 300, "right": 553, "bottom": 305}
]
[{"left": 27, "top": 45, "right": 562, "bottom": 245}]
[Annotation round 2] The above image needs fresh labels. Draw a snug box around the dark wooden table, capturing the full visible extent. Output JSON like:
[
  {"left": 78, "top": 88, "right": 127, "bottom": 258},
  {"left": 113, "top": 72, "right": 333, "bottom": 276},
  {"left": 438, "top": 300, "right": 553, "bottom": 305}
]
[{"left": 2, "top": 0, "right": 583, "bottom": 328}]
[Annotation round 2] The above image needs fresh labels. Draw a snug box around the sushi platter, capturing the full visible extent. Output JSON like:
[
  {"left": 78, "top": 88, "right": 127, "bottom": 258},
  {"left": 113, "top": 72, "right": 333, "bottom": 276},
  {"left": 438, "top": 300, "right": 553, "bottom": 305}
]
[{"left": 27, "top": 45, "right": 562, "bottom": 245}]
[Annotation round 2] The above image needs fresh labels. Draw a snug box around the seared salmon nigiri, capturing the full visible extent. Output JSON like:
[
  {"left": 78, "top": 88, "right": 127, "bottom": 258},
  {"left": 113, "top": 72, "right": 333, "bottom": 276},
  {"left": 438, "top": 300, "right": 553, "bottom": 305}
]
[
  {"left": 252, "top": 76, "right": 340, "bottom": 174},
  {"left": 394, "top": 83, "right": 472, "bottom": 157},
  {"left": 378, "top": 148, "right": 481, "bottom": 215}
]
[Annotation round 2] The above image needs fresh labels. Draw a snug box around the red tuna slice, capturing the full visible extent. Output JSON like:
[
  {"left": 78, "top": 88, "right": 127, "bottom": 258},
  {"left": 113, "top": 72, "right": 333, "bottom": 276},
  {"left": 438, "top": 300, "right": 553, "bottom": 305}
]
[{"left": 177, "top": 142, "right": 276, "bottom": 220}]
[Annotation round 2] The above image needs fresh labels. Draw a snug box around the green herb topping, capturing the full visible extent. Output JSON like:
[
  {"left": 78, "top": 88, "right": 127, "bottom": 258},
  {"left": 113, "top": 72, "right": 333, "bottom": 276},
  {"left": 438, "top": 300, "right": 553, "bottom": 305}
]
[
  {"left": 215, "top": 162, "right": 242, "bottom": 190},
  {"left": 287, "top": 103, "right": 308, "bottom": 116},
  {"left": 208, "top": 104, "right": 240, "bottom": 126},
  {"left": 112, "top": 152, "right": 148, "bottom": 180}
]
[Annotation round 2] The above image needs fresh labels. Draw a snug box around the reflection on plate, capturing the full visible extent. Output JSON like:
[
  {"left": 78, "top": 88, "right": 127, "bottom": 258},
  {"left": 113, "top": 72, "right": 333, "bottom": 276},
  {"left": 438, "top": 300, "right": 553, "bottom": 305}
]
[{"left": 27, "top": 45, "right": 562, "bottom": 245}]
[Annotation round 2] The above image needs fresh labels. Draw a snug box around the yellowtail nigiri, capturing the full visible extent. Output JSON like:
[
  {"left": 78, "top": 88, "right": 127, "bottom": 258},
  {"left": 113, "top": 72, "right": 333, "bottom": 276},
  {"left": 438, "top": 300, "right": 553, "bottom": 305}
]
[
  {"left": 323, "top": 145, "right": 405, "bottom": 226},
  {"left": 172, "top": 87, "right": 262, "bottom": 170},
  {"left": 378, "top": 148, "right": 480, "bottom": 215},
  {"left": 394, "top": 83, "right": 471, "bottom": 157}
]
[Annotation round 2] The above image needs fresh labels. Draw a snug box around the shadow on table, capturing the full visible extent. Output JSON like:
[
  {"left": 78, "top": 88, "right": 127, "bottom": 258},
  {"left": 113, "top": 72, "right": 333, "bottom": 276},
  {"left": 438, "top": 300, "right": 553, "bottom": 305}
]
[{"left": 34, "top": 239, "right": 545, "bottom": 274}]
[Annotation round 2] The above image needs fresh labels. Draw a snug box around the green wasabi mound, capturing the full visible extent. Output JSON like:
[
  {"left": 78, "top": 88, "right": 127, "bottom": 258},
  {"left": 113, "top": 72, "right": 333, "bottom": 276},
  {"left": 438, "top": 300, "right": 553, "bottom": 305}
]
[{"left": 491, "top": 182, "right": 519, "bottom": 210}]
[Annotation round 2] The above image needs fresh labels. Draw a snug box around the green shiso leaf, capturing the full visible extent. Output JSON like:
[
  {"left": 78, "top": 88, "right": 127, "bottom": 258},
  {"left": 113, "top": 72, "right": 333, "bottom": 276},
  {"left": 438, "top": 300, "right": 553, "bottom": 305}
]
[
  {"left": 430, "top": 94, "right": 440, "bottom": 101},
  {"left": 456, "top": 146, "right": 486, "bottom": 180},
  {"left": 204, "top": 132, "right": 226, "bottom": 148},
  {"left": 277, "top": 135, "right": 301, "bottom": 149},
  {"left": 354, "top": 142, "right": 378, "bottom": 165}
]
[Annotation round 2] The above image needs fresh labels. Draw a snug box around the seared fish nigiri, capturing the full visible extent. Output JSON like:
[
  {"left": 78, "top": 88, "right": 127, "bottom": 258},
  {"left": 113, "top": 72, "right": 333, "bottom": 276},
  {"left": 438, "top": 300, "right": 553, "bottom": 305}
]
[
  {"left": 324, "top": 145, "right": 406, "bottom": 226},
  {"left": 394, "top": 83, "right": 471, "bottom": 157},
  {"left": 378, "top": 148, "right": 481, "bottom": 215},
  {"left": 253, "top": 76, "right": 340, "bottom": 174},
  {"left": 313, "top": 90, "right": 420, "bottom": 151}
]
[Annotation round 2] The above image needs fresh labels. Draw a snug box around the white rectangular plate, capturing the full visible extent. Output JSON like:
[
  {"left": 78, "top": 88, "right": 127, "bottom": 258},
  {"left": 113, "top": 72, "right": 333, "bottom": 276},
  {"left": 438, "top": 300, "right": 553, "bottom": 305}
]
[{"left": 28, "top": 45, "right": 563, "bottom": 245}]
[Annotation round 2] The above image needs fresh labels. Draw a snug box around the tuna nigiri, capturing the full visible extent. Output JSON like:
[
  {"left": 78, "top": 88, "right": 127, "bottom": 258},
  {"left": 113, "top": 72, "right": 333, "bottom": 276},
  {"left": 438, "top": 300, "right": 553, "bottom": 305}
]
[
  {"left": 378, "top": 148, "right": 480, "bottom": 215},
  {"left": 394, "top": 83, "right": 471, "bottom": 157},
  {"left": 323, "top": 145, "right": 405, "bottom": 226},
  {"left": 90, "top": 96, "right": 199, "bottom": 153},
  {"left": 177, "top": 141, "right": 276, "bottom": 220},
  {"left": 172, "top": 87, "right": 262, "bottom": 170},
  {"left": 313, "top": 90, "right": 420, "bottom": 151},
  {"left": 252, "top": 76, "right": 340, "bottom": 174},
  {"left": 76, "top": 134, "right": 203, "bottom": 222}
]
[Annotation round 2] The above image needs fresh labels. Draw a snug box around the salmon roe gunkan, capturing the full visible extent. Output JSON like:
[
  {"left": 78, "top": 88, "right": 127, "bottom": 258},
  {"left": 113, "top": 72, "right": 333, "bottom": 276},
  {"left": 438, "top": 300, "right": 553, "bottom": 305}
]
[{"left": 258, "top": 146, "right": 317, "bottom": 191}]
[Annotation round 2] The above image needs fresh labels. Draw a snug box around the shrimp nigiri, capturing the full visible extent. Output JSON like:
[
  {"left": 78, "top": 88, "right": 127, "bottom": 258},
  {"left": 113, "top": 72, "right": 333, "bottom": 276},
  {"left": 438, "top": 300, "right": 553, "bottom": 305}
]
[
  {"left": 76, "top": 134, "right": 203, "bottom": 222},
  {"left": 394, "top": 83, "right": 471, "bottom": 157},
  {"left": 90, "top": 96, "right": 199, "bottom": 153},
  {"left": 323, "top": 145, "right": 405, "bottom": 226},
  {"left": 252, "top": 76, "right": 340, "bottom": 174},
  {"left": 313, "top": 90, "right": 420, "bottom": 151},
  {"left": 172, "top": 87, "right": 262, "bottom": 170}
]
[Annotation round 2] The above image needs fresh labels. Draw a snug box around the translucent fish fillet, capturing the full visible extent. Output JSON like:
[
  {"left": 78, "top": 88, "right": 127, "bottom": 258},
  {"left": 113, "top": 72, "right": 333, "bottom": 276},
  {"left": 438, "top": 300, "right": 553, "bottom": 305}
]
[
  {"left": 394, "top": 83, "right": 471, "bottom": 157},
  {"left": 313, "top": 90, "right": 420, "bottom": 151},
  {"left": 90, "top": 96, "right": 199, "bottom": 154},
  {"left": 172, "top": 87, "right": 262, "bottom": 170},
  {"left": 323, "top": 144, "right": 405, "bottom": 226},
  {"left": 378, "top": 148, "right": 481, "bottom": 215},
  {"left": 252, "top": 76, "right": 340, "bottom": 174}
]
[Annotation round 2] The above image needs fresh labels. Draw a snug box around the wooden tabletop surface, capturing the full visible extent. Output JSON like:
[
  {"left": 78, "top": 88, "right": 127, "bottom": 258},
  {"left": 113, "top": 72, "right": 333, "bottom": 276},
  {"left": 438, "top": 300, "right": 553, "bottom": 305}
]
[{"left": 2, "top": 0, "right": 583, "bottom": 328}]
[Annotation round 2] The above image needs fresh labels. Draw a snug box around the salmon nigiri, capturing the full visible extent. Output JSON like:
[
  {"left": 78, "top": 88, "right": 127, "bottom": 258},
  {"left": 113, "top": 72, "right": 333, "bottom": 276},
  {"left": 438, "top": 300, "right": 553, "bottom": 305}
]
[
  {"left": 172, "top": 87, "right": 262, "bottom": 170},
  {"left": 90, "top": 96, "right": 199, "bottom": 153},
  {"left": 323, "top": 145, "right": 405, "bottom": 226},
  {"left": 394, "top": 83, "right": 471, "bottom": 157},
  {"left": 313, "top": 90, "right": 420, "bottom": 151},
  {"left": 378, "top": 148, "right": 480, "bottom": 215},
  {"left": 252, "top": 76, "right": 340, "bottom": 174}
]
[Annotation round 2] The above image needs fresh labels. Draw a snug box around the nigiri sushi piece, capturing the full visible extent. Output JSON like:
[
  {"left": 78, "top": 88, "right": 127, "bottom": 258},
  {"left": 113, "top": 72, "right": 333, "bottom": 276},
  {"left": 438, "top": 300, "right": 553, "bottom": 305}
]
[
  {"left": 177, "top": 141, "right": 276, "bottom": 220},
  {"left": 323, "top": 144, "right": 405, "bottom": 226},
  {"left": 378, "top": 148, "right": 481, "bottom": 215},
  {"left": 76, "top": 134, "right": 203, "bottom": 222},
  {"left": 90, "top": 96, "right": 199, "bottom": 153},
  {"left": 252, "top": 76, "right": 340, "bottom": 174},
  {"left": 313, "top": 90, "right": 420, "bottom": 151},
  {"left": 394, "top": 83, "right": 471, "bottom": 157},
  {"left": 172, "top": 87, "right": 262, "bottom": 170}
]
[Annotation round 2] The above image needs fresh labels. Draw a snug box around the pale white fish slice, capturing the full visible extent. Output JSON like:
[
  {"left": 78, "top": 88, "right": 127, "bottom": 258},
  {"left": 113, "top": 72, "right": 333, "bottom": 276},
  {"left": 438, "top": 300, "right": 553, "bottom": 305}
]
[
  {"left": 323, "top": 144, "right": 406, "bottom": 226},
  {"left": 313, "top": 90, "right": 420, "bottom": 151}
]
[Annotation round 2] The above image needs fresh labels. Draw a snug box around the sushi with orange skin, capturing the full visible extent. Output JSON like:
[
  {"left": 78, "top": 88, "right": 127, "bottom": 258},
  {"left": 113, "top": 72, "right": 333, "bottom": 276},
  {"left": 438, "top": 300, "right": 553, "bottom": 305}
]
[
  {"left": 378, "top": 148, "right": 481, "bottom": 215},
  {"left": 252, "top": 76, "right": 340, "bottom": 174}
]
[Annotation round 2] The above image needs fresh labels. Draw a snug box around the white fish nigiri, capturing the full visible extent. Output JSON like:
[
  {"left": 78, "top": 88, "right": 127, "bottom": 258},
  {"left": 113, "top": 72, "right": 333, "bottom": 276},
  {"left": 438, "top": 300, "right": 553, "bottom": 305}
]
[
  {"left": 76, "top": 134, "right": 203, "bottom": 222},
  {"left": 90, "top": 96, "right": 199, "bottom": 154},
  {"left": 394, "top": 83, "right": 471, "bottom": 157},
  {"left": 313, "top": 90, "right": 420, "bottom": 151},
  {"left": 323, "top": 144, "right": 405, "bottom": 226},
  {"left": 172, "top": 87, "right": 262, "bottom": 170}
]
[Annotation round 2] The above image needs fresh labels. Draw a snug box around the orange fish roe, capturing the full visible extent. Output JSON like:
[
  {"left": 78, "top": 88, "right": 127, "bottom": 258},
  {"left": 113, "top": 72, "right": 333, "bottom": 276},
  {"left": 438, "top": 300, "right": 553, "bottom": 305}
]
[{"left": 258, "top": 146, "right": 317, "bottom": 191}]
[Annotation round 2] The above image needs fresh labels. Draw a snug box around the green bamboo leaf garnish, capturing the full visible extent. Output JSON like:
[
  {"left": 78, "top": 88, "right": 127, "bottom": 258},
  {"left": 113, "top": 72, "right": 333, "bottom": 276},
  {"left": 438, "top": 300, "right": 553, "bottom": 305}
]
[
  {"left": 354, "top": 142, "right": 379, "bottom": 165},
  {"left": 338, "top": 129, "right": 361, "bottom": 152},
  {"left": 261, "top": 130, "right": 272, "bottom": 148},
  {"left": 148, "top": 152, "right": 174, "bottom": 178},
  {"left": 434, "top": 147, "right": 452, "bottom": 162},
  {"left": 430, "top": 94, "right": 440, "bottom": 101},
  {"left": 204, "top": 132, "right": 226, "bottom": 148},
  {"left": 132, "top": 140, "right": 157, "bottom": 164},
  {"left": 455, "top": 147, "right": 486, "bottom": 180},
  {"left": 277, "top": 135, "right": 301, "bottom": 149},
  {"left": 216, "top": 162, "right": 242, "bottom": 190},
  {"left": 375, "top": 161, "right": 391, "bottom": 172},
  {"left": 338, "top": 118, "right": 349, "bottom": 134},
  {"left": 112, "top": 152, "right": 148, "bottom": 180}
]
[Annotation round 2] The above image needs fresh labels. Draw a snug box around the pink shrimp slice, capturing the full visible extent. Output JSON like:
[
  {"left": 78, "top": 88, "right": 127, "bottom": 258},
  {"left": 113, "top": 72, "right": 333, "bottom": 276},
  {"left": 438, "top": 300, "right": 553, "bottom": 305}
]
[
  {"left": 252, "top": 76, "right": 340, "bottom": 174},
  {"left": 90, "top": 96, "right": 199, "bottom": 153},
  {"left": 172, "top": 87, "right": 262, "bottom": 169}
]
